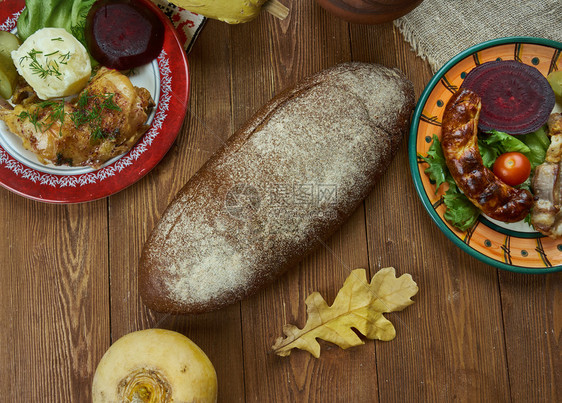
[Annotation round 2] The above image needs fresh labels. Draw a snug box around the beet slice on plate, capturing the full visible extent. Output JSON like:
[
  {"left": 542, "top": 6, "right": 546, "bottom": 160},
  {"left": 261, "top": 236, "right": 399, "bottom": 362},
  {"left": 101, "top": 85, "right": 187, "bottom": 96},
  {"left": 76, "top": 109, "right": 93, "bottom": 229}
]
[
  {"left": 85, "top": 0, "right": 165, "bottom": 70},
  {"left": 461, "top": 60, "right": 555, "bottom": 135}
]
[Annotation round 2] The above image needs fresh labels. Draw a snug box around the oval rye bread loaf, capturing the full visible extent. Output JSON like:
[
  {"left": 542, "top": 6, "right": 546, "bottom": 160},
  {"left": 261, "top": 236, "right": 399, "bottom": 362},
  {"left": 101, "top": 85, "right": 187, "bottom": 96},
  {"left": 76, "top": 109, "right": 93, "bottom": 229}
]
[{"left": 139, "top": 62, "right": 415, "bottom": 314}]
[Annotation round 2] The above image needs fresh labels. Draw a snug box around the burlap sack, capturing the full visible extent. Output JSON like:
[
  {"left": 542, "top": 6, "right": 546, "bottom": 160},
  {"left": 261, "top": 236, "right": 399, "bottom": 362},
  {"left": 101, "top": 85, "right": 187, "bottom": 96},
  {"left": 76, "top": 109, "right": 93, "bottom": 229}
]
[{"left": 395, "top": 0, "right": 562, "bottom": 72}]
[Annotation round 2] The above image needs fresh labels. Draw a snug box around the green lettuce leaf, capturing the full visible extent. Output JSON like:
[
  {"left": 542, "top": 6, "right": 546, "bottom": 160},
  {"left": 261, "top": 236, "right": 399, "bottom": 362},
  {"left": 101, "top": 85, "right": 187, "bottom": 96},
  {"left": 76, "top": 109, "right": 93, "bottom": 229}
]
[
  {"left": 418, "top": 135, "right": 480, "bottom": 231},
  {"left": 17, "top": 0, "right": 96, "bottom": 48},
  {"left": 442, "top": 187, "right": 480, "bottom": 232},
  {"left": 478, "top": 128, "right": 551, "bottom": 174},
  {"left": 418, "top": 135, "right": 455, "bottom": 192},
  {"left": 518, "top": 125, "right": 550, "bottom": 171},
  {"left": 478, "top": 137, "right": 501, "bottom": 168},
  {"left": 478, "top": 130, "right": 531, "bottom": 169},
  {"left": 481, "top": 130, "right": 531, "bottom": 153}
]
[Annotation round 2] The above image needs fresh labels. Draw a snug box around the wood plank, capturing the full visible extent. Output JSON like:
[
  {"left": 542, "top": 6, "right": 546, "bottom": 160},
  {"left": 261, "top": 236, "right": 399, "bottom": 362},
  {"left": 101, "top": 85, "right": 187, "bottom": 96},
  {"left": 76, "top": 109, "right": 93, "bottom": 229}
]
[
  {"left": 1, "top": 0, "right": 559, "bottom": 400},
  {"left": 0, "top": 1, "right": 109, "bottom": 401},
  {"left": 0, "top": 190, "right": 109, "bottom": 402},
  {"left": 499, "top": 271, "right": 561, "bottom": 402},
  {"left": 230, "top": 1, "right": 378, "bottom": 401},
  {"left": 107, "top": 18, "right": 246, "bottom": 402},
  {"left": 350, "top": 23, "right": 511, "bottom": 401},
  {"left": 240, "top": 208, "right": 375, "bottom": 402}
]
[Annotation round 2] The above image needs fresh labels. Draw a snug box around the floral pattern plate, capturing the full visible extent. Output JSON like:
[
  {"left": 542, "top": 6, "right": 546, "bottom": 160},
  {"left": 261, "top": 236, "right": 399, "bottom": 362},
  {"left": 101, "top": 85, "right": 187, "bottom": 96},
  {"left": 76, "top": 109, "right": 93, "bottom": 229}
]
[
  {"left": 410, "top": 37, "right": 562, "bottom": 274},
  {"left": 0, "top": 0, "right": 189, "bottom": 203}
]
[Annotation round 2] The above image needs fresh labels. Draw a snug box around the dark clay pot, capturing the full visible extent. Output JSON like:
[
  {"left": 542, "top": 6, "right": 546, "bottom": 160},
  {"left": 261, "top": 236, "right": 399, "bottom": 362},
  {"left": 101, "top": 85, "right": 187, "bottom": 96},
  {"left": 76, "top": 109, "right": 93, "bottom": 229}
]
[{"left": 315, "top": 0, "right": 424, "bottom": 24}]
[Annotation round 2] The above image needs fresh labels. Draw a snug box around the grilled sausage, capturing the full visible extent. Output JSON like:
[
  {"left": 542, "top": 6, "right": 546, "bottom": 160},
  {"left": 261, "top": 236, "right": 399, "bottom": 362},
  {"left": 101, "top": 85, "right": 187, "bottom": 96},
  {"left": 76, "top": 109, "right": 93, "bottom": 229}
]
[{"left": 441, "top": 88, "right": 533, "bottom": 222}]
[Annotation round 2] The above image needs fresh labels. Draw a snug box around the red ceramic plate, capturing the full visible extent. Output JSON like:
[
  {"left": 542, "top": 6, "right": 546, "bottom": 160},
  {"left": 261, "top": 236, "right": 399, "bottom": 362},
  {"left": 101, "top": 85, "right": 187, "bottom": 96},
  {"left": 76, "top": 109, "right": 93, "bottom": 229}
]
[{"left": 0, "top": 0, "right": 189, "bottom": 203}]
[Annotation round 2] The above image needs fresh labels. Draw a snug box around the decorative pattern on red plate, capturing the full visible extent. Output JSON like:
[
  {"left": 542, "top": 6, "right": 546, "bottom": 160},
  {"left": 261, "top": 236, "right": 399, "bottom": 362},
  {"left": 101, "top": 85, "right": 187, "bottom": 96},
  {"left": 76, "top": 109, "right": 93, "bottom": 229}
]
[
  {"left": 0, "top": 8, "right": 20, "bottom": 31},
  {"left": 0, "top": 0, "right": 190, "bottom": 203},
  {"left": 0, "top": 52, "right": 171, "bottom": 188}
]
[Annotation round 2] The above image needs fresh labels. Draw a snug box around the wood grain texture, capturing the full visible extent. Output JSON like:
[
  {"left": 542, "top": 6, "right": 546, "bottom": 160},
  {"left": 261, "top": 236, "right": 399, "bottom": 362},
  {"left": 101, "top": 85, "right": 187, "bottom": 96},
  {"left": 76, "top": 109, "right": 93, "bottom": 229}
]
[
  {"left": 499, "top": 271, "right": 561, "bottom": 402},
  {"left": 0, "top": 0, "right": 559, "bottom": 401},
  {"left": 0, "top": 191, "right": 109, "bottom": 402},
  {"left": 350, "top": 22, "right": 512, "bottom": 402},
  {"left": 233, "top": 2, "right": 378, "bottom": 402},
  {"left": 108, "top": 18, "right": 246, "bottom": 401}
]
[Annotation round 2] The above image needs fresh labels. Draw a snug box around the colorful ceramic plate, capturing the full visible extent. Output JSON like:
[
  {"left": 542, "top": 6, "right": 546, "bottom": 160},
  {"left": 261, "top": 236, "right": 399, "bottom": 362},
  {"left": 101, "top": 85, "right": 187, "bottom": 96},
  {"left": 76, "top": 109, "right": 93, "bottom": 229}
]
[
  {"left": 410, "top": 37, "right": 562, "bottom": 274},
  {"left": 0, "top": 0, "right": 189, "bottom": 203}
]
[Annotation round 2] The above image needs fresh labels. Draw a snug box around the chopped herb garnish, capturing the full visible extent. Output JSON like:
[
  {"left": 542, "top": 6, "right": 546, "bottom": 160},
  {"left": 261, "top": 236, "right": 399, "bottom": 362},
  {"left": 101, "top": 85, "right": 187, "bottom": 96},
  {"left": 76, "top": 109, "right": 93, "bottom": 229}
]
[
  {"left": 77, "top": 90, "right": 90, "bottom": 108},
  {"left": 124, "top": 68, "right": 137, "bottom": 77},
  {"left": 17, "top": 108, "right": 41, "bottom": 132},
  {"left": 16, "top": 87, "right": 120, "bottom": 141},
  {"left": 37, "top": 100, "right": 57, "bottom": 108},
  {"left": 71, "top": 21, "right": 86, "bottom": 46},
  {"left": 51, "top": 37, "right": 64, "bottom": 42},
  {"left": 90, "top": 127, "right": 106, "bottom": 141},
  {"left": 58, "top": 51, "right": 71, "bottom": 65},
  {"left": 102, "top": 93, "right": 120, "bottom": 111},
  {"left": 19, "top": 48, "right": 63, "bottom": 80},
  {"left": 48, "top": 100, "right": 66, "bottom": 136},
  {"left": 18, "top": 100, "right": 65, "bottom": 135},
  {"left": 69, "top": 90, "right": 122, "bottom": 141},
  {"left": 70, "top": 91, "right": 94, "bottom": 127}
]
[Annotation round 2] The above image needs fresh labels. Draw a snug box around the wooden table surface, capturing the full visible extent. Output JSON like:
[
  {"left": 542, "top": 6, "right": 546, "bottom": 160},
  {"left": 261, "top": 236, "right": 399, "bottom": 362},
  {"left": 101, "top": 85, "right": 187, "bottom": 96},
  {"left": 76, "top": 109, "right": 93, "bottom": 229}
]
[{"left": 1, "top": 1, "right": 560, "bottom": 401}]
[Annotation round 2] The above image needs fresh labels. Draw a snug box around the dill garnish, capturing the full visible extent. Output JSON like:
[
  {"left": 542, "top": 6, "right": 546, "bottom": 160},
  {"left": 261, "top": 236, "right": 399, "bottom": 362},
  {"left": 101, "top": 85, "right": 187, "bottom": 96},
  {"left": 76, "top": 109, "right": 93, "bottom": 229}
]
[
  {"left": 17, "top": 100, "right": 65, "bottom": 135},
  {"left": 17, "top": 109, "right": 40, "bottom": 131},
  {"left": 70, "top": 7, "right": 91, "bottom": 49},
  {"left": 41, "top": 100, "right": 66, "bottom": 136},
  {"left": 69, "top": 90, "right": 122, "bottom": 141},
  {"left": 19, "top": 48, "right": 63, "bottom": 80},
  {"left": 101, "top": 93, "right": 120, "bottom": 111},
  {"left": 124, "top": 68, "right": 137, "bottom": 77},
  {"left": 90, "top": 127, "right": 106, "bottom": 141},
  {"left": 16, "top": 89, "right": 120, "bottom": 140},
  {"left": 58, "top": 51, "right": 71, "bottom": 65},
  {"left": 70, "top": 91, "right": 93, "bottom": 127}
]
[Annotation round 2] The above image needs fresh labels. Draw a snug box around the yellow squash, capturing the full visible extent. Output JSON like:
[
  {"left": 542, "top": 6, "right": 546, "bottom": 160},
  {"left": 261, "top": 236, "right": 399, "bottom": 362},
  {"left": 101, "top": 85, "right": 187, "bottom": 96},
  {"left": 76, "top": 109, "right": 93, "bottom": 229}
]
[{"left": 172, "top": 0, "right": 269, "bottom": 23}]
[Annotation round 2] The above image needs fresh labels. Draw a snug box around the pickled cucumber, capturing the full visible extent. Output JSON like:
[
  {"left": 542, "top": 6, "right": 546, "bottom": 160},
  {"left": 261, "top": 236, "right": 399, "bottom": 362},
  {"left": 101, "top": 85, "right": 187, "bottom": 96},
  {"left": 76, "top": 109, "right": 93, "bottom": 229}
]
[
  {"left": 547, "top": 70, "right": 562, "bottom": 103},
  {"left": 0, "top": 55, "right": 18, "bottom": 99},
  {"left": 0, "top": 31, "right": 21, "bottom": 99},
  {"left": 0, "top": 31, "right": 20, "bottom": 58}
]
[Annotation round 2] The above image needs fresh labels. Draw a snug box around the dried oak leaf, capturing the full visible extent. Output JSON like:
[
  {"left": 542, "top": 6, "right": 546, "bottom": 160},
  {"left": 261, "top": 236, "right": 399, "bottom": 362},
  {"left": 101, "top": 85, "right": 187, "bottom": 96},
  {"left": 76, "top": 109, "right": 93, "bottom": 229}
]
[{"left": 272, "top": 267, "right": 418, "bottom": 357}]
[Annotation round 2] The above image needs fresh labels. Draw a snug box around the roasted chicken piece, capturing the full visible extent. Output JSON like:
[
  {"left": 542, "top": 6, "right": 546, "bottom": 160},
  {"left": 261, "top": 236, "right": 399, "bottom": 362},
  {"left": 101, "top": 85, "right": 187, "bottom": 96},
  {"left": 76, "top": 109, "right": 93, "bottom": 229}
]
[
  {"left": 531, "top": 113, "right": 562, "bottom": 238},
  {"left": 0, "top": 67, "right": 153, "bottom": 168}
]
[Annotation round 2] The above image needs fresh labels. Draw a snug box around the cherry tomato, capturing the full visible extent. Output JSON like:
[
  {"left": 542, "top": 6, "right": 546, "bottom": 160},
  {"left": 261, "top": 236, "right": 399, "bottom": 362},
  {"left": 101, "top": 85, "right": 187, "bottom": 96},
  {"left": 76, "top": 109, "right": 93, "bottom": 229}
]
[{"left": 492, "top": 152, "right": 531, "bottom": 186}]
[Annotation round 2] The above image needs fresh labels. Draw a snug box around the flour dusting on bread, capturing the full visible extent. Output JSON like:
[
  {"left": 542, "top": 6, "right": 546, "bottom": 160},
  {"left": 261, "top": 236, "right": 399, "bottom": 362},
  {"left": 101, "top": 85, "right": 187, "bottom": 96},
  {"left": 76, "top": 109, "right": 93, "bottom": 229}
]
[{"left": 139, "top": 63, "right": 415, "bottom": 313}]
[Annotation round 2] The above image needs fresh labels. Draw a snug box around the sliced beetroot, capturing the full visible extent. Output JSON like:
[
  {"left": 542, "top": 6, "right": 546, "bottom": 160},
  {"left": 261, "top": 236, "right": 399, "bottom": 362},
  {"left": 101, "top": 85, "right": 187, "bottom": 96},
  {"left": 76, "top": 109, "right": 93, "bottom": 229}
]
[
  {"left": 461, "top": 60, "right": 555, "bottom": 135},
  {"left": 85, "top": 0, "right": 164, "bottom": 70}
]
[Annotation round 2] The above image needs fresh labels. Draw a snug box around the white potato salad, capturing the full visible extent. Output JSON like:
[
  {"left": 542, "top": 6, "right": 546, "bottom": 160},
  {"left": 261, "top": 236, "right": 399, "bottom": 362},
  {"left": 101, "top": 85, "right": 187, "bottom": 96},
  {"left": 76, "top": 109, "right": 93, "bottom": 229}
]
[{"left": 11, "top": 27, "right": 91, "bottom": 100}]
